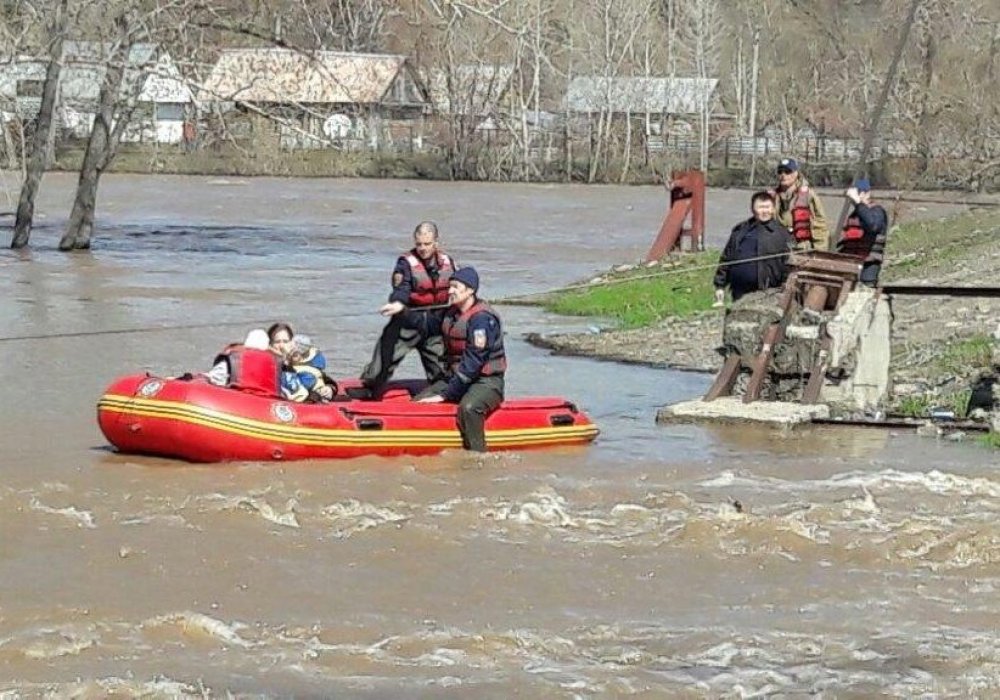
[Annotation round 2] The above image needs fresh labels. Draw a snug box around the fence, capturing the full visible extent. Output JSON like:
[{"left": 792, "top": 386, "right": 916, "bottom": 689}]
[{"left": 648, "top": 134, "right": 915, "bottom": 164}]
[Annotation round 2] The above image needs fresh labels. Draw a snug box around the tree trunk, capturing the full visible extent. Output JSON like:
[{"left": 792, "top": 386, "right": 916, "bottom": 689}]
[
  {"left": 1, "top": 114, "right": 17, "bottom": 170},
  {"left": 10, "top": 0, "right": 68, "bottom": 249},
  {"left": 59, "top": 30, "right": 132, "bottom": 251},
  {"left": 620, "top": 114, "right": 632, "bottom": 183},
  {"left": 915, "top": 5, "right": 937, "bottom": 177}
]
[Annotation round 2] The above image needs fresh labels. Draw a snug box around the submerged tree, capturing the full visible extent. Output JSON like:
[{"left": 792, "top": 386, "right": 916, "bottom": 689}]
[
  {"left": 58, "top": 13, "right": 139, "bottom": 251},
  {"left": 59, "top": 0, "right": 200, "bottom": 251},
  {"left": 10, "top": 0, "right": 69, "bottom": 250}
]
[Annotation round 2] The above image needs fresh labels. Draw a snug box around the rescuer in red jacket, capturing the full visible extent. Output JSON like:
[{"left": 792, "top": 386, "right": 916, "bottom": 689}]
[{"left": 354, "top": 221, "right": 457, "bottom": 399}]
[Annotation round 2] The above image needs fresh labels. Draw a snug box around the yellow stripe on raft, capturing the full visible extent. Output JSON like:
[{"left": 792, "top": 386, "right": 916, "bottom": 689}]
[
  {"left": 98, "top": 394, "right": 599, "bottom": 448},
  {"left": 98, "top": 403, "right": 597, "bottom": 448},
  {"left": 98, "top": 398, "right": 598, "bottom": 444}
]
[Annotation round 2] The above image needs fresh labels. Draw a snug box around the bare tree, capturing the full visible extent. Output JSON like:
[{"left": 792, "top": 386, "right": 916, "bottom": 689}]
[
  {"left": 677, "top": 0, "right": 722, "bottom": 172},
  {"left": 10, "top": 0, "right": 69, "bottom": 249},
  {"left": 58, "top": 11, "right": 140, "bottom": 251},
  {"left": 292, "top": 0, "right": 394, "bottom": 52},
  {"left": 59, "top": 0, "right": 202, "bottom": 250},
  {"left": 574, "top": 0, "right": 655, "bottom": 183}
]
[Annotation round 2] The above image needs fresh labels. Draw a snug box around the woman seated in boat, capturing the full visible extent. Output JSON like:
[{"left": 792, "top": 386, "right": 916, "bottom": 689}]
[
  {"left": 267, "top": 322, "right": 296, "bottom": 359},
  {"left": 284, "top": 335, "right": 337, "bottom": 403},
  {"left": 203, "top": 328, "right": 286, "bottom": 397}
]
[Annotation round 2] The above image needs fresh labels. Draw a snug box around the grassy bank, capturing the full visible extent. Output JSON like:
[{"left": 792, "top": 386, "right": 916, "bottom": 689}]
[
  {"left": 542, "top": 207, "right": 1000, "bottom": 422},
  {"left": 882, "top": 209, "right": 1000, "bottom": 417},
  {"left": 893, "top": 333, "right": 995, "bottom": 417},
  {"left": 543, "top": 251, "right": 719, "bottom": 328},
  {"left": 880, "top": 207, "right": 1000, "bottom": 282},
  {"left": 545, "top": 208, "right": 1000, "bottom": 330}
]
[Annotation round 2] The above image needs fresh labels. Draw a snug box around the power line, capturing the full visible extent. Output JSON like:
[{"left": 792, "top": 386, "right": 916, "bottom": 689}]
[{"left": 495, "top": 252, "right": 792, "bottom": 304}]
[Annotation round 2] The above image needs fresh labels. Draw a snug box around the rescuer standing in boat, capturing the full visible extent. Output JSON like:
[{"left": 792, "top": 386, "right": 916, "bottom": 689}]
[
  {"left": 416, "top": 266, "right": 506, "bottom": 452},
  {"left": 353, "top": 221, "right": 456, "bottom": 399},
  {"left": 773, "top": 157, "right": 829, "bottom": 251},
  {"left": 835, "top": 178, "right": 888, "bottom": 286}
]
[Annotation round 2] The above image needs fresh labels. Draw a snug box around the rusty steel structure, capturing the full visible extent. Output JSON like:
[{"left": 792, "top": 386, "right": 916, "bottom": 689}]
[
  {"left": 704, "top": 251, "right": 866, "bottom": 405},
  {"left": 645, "top": 170, "right": 705, "bottom": 260},
  {"left": 703, "top": 246, "right": 1000, "bottom": 408},
  {"left": 882, "top": 285, "right": 1000, "bottom": 297}
]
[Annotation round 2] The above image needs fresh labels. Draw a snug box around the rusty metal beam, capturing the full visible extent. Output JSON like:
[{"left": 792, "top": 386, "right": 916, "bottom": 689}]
[
  {"left": 646, "top": 170, "right": 706, "bottom": 260},
  {"left": 811, "top": 417, "right": 989, "bottom": 432},
  {"left": 703, "top": 355, "right": 741, "bottom": 402},
  {"left": 882, "top": 285, "right": 1000, "bottom": 297}
]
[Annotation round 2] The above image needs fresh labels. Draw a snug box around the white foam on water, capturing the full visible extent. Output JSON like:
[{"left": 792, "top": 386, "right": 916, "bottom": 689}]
[
  {"left": 426, "top": 496, "right": 472, "bottom": 516},
  {"left": 0, "top": 677, "right": 200, "bottom": 698},
  {"left": 202, "top": 493, "right": 300, "bottom": 528},
  {"left": 12, "top": 624, "right": 100, "bottom": 660},
  {"left": 828, "top": 468, "right": 1000, "bottom": 500},
  {"left": 145, "top": 611, "right": 254, "bottom": 648},
  {"left": 700, "top": 467, "right": 1000, "bottom": 503},
  {"left": 321, "top": 499, "right": 410, "bottom": 539},
  {"left": 414, "top": 647, "right": 468, "bottom": 667},
  {"left": 478, "top": 488, "right": 689, "bottom": 544},
  {"left": 28, "top": 498, "right": 96, "bottom": 529},
  {"left": 118, "top": 513, "right": 189, "bottom": 528},
  {"left": 480, "top": 487, "right": 579, "bottom": 528}
]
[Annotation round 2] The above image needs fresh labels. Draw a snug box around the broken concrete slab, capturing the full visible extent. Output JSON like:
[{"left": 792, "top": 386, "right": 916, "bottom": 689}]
[{"left": 656, "top": 397, "right": 830, "bottom": 427}]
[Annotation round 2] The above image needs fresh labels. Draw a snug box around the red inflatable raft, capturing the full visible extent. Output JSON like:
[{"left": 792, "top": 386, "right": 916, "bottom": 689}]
[{"left": 97, "top": 374, "right": 599, "bottom": 463}]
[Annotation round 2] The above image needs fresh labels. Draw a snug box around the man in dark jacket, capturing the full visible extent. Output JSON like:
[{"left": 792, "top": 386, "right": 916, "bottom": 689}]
[
  {"left": 354, "top": 221, "right": 456, "bottom": 399},
  {"left": 713, "top": 191, "right": 794, "bottom": 305},
  {"left": 835, "top": 178, "right": 888, "bottom": 286}
]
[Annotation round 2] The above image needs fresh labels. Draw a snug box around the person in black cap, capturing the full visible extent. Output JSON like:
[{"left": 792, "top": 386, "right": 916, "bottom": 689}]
[
  {"left": 417, "top": 266, "right": 507, "bottom": 453},
  {"left": 836, "top": 178, "right": 888, "bottom": 286},
  {"left": 353, "top": 221, "right": 456, "bottom": 399},
  {"left": 772, "top": 157, "right": 829, "bottom": 251}
]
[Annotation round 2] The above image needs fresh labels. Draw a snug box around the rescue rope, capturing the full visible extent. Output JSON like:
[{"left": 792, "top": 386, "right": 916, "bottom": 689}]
[
  {"left": 0, "top": 257, "right": 791, "bottom": 341},
  {"left": 0, "top": 303, "right": 453, "bottom": 344},
  {"left": 0, "top": 319, "right": 287, "bottom": 343},
  {"left": 495, "top": 251, "right": 794, "bottom": 305}
]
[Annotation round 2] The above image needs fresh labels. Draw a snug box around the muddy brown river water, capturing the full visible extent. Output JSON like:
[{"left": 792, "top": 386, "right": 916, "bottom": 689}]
[{"left": 0, "top": 173, "right": 997, "bottom": 697}]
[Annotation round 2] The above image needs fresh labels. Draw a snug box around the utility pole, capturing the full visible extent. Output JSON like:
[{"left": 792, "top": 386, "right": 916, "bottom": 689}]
[
  {"left": 747, "top": 28, "right": 760, "bottom": 186},
  {"left": 833, "top": 0, "right": 923, "bottom": 236}
]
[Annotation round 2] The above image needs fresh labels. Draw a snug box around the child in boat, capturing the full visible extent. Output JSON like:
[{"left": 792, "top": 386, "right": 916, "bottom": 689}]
[{"left": 285, "top": 335, "right": 336, "bottom": 403}]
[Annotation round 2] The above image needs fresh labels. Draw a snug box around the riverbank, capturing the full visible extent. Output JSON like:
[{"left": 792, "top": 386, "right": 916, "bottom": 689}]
[
  {"left": 27, "top": 143, "right": 998, "bottom": 190},
  {"left": 525, "top": 207, "right": 1000, "bottom": 417}
]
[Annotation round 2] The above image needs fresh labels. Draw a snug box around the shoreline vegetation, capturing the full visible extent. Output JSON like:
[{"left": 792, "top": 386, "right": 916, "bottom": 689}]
[
  {"left": 528, "top": 208, "right": 1000, "bottom": 423},
  {"left": 38, "top": 144, "right": 999, "bottom": 191}
]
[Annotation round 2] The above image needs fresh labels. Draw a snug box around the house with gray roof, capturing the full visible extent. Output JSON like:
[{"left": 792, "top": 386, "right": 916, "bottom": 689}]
[{"left": 564, "top": 77, "right": 718, "bottom": 116}]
